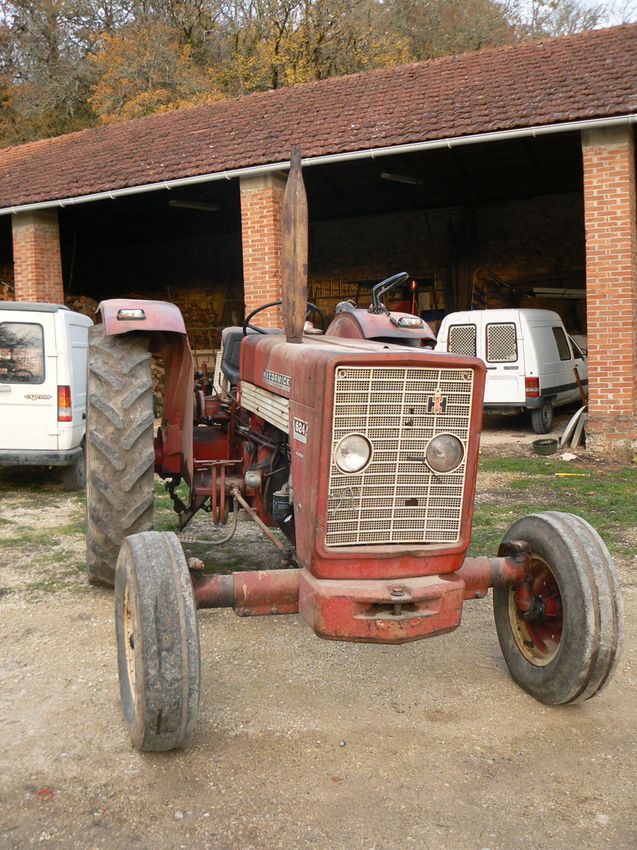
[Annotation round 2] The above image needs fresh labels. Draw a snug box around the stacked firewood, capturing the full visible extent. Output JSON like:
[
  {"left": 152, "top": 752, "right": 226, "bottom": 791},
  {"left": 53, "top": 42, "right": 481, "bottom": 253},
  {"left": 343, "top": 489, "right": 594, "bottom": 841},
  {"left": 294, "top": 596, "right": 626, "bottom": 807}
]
[
  {"left": 0, "top": 264, "right": 14, "bottom": 301},
  {"left": 65, "top": 294, "right": 98, "bottom": 317},
  {"left": 151, "top": 357, "right": 165, "bottom": 417}
]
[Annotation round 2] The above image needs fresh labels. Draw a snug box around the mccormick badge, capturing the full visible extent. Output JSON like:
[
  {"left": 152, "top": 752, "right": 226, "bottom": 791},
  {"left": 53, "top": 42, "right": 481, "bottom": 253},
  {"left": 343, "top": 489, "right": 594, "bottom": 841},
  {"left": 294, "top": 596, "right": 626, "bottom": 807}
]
[{"left": 263, "top": 370, "right": 291, "bottom": 393}]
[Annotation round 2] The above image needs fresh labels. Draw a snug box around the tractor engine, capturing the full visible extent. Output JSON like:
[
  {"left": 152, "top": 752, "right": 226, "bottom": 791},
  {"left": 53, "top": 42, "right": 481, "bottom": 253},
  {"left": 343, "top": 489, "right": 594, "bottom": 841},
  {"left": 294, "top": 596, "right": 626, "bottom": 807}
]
[{"left": 237, "top": 332, "right": 485, "bottom": 581}]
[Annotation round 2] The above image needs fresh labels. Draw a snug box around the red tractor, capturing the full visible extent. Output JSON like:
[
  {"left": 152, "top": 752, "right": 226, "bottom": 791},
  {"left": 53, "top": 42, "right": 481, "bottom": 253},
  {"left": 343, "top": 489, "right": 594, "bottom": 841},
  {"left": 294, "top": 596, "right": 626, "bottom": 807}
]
[{"left": 85, "top": 150, "right": 623, "bottom": 752}]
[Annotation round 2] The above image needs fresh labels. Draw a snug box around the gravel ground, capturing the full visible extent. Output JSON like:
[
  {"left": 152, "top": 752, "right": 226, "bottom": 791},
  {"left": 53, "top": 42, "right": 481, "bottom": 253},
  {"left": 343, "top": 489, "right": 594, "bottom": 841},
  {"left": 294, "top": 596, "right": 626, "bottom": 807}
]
[{"left": 0, "top": 420, "right": 635, "bottom": 850}]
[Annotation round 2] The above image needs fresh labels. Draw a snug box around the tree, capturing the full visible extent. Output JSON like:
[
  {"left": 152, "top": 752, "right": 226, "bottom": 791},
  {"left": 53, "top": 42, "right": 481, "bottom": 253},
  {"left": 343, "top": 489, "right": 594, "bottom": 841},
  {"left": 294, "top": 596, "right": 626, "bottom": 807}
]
[
  {"left": 385, "top": 0, "right": 516, "bottom": 60},
  {"left": 89, "top": 20, "right": 220, "bottom": 121},
  {"left": 0, "top": 0, "right": 630, "bottom": 145},
  {"left": 506, "top": 0, "right": 607, "bottom": 38}
]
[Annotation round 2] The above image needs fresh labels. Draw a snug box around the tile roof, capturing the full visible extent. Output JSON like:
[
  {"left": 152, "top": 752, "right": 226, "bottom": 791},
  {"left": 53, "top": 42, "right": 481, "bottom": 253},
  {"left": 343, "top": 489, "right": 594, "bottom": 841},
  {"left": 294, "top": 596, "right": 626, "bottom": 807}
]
[{"left": 1, "top": 23, "right": 636, "bottom": 210}]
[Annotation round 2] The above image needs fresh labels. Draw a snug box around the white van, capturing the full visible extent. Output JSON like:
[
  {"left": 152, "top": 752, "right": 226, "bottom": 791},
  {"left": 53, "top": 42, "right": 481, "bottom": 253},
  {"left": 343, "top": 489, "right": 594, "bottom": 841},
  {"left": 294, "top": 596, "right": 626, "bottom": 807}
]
[
  {"left": 436, "top": 309, "right": 587, "bottom": 434},
  {"left": 0, "top": 302, "right": 93, "bottom": 488}
]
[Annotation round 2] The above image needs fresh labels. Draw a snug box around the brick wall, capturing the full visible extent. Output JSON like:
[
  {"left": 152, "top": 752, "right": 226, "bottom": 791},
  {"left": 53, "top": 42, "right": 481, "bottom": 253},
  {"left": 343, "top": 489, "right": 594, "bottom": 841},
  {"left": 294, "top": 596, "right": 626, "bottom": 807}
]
[
  {"left": 582, "top": 125, "right": 637, "bottom": 452},
  {"left": 12, "top": 211, "right": 64, "bottom": 303},
  {"left": 240, "top": 173, "right": 285, "bottom": 329}
]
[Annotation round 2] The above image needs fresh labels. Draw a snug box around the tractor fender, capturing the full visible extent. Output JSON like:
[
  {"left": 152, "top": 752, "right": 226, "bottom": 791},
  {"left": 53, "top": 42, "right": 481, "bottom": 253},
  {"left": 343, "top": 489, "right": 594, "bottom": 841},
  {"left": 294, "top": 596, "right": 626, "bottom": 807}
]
[
  {"left": 96, "top": 298, "right": 194, "bottom": 486},
  {"left": 98, "top": 298, "right": 187, "bottom": 337}
]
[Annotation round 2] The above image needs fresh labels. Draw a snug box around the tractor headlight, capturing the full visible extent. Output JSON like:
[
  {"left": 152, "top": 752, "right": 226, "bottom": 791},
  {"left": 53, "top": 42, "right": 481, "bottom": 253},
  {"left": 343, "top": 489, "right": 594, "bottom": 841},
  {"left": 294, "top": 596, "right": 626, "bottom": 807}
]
[
  {"left": 334, "top": 433, "right": 372, "bottom": 474},
  {"left": 425, "top": 434, "right": 464, "bottom": 473}
]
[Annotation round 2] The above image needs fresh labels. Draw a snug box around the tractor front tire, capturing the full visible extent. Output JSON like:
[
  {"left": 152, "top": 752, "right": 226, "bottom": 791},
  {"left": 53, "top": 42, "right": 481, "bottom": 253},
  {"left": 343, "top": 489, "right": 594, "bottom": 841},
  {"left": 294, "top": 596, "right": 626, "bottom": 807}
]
[
  {"left": 86, "top": 326, "right": 155, "bottom": 586},
  {"left": 493, "top": 512, "right": 623, "bottom": 705},
  {"left": 115, "top": 531, "right": 200, "bottom": 752}
]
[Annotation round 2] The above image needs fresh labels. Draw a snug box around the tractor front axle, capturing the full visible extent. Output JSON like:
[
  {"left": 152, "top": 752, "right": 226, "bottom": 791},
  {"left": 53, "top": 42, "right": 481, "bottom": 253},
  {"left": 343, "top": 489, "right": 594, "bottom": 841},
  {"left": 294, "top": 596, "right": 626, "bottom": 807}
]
[{"left": 189, "top": 554, "right": 527, "bottom": 644}]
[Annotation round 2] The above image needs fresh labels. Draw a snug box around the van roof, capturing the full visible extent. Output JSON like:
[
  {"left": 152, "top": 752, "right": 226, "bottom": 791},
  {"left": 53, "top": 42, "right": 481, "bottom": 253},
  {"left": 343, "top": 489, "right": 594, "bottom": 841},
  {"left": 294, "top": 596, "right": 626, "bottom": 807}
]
[
  {"left": 443, "top": 308, "right": 561, "bottom": 323},
  {"left": 0, "top": 301, "right": 69, "bottom": 313}
]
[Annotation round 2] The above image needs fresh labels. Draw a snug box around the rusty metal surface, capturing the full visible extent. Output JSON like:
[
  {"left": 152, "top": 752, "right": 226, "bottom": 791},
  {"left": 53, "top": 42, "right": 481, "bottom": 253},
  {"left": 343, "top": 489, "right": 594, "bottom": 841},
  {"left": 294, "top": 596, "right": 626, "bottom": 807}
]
[
  {"left": 298, "top": 568, "right": 464, "bottom": 644},
  {"left": 456, "top": 555, "right": 526, "bottom": 600},
  {"left": 281, "top": 147, "right": 308, "bottom": 344},
  {"left": 327, "top": 310, "right": 436, "bottom": 345},
  {"left": 193, "top": 569, "right": 301, "bottom": 615},
  {"left": 190, "top": 556, "right": 528, "bottom": 641},
  {"left": 98, "top": 298, "right": 187, "bottom": 336},
  {"left": 152, "top": 333, "right": 194, "bottom": 485}
]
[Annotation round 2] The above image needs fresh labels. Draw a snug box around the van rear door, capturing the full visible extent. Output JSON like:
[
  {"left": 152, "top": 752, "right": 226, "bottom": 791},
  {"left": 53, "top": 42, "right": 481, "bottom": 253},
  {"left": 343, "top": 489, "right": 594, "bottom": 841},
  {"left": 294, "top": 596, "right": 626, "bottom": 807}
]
[
  {"left": 482, "top": 317, "right": 525, "bottom": 404},
  {"left": 0, "top": 311, "right": 58, "bottom": 451}
]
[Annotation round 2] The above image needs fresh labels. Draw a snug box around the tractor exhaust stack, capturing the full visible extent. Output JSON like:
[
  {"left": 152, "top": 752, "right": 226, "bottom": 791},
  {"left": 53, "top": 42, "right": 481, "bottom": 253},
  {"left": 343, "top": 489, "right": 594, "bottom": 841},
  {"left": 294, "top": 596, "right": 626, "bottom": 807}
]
[{"left": 281, "top": 147, "right": 308, "bottom": 343}]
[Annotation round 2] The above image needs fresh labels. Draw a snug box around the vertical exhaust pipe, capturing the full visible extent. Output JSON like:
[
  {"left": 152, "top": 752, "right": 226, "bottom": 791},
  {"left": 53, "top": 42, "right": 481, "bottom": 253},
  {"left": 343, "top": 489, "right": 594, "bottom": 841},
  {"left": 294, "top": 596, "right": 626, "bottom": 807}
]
[{"left": 281, "top": 147, "right": 308, "bottom": 344}]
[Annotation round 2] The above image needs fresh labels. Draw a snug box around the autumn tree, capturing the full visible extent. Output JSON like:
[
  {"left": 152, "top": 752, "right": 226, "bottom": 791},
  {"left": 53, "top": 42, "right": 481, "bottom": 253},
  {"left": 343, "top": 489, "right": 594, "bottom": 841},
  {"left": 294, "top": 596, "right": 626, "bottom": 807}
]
[
  {"left": 89, "top": 20, "right": 220, "bottom": 121},
  {"left": 384, "top": 0, "right": 515, "bottom": 61},
  {"left": 0, "top": 0, "right": 630, "bottom": 144}
]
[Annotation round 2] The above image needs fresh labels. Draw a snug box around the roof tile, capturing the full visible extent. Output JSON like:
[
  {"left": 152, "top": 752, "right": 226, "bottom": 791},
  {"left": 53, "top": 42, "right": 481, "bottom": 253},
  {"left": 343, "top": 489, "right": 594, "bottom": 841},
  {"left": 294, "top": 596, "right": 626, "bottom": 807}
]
[{"left": 0, "top": 24, "right": 636, "bottom": 209}]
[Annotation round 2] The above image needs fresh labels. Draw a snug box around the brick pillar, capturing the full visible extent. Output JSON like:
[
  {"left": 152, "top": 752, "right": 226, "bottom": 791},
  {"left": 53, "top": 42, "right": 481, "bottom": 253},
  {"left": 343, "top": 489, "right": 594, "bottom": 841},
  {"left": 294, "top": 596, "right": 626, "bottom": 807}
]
[
  {"left": 582, "top": 125, "right": 637, "bottom": 453},
  {"left": 240, "top": 173, "right": 285, "bottom": 329},
  {"left": 11, "top": 210, "right": 64, "bottom": 303}
]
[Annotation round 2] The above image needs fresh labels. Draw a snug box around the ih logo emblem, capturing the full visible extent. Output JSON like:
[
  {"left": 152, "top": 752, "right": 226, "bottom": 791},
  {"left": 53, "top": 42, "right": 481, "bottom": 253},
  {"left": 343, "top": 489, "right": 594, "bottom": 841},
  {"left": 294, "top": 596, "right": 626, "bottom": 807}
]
[{"left": 427, "top": 393, "right": 447, "bottom": 415}]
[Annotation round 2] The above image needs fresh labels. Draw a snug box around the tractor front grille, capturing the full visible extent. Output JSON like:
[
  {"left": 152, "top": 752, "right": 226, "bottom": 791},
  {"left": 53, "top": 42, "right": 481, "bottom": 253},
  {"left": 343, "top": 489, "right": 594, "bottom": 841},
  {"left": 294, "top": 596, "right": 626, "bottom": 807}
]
[{"left": 325, "top": 366, "right": 474, "bottom": 548}]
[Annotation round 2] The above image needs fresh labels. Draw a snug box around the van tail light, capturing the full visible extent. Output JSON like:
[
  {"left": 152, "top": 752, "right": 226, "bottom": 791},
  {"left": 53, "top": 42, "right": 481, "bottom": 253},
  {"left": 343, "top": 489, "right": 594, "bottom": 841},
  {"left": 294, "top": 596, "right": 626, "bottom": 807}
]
[
  {"left": 525, "top": 377, "right": 540, "bottom": 399},
  {"left": 58, "top": 386, "right": 72, "bottom": 421}
]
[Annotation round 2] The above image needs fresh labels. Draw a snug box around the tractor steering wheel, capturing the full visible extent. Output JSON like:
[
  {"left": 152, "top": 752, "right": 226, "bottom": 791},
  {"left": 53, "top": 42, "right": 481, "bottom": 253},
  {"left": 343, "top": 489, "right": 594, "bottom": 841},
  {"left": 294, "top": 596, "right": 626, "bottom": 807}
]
[
  {"left": 242, "top": 300, "right": 326, "bottom": 335},
  {"left": 304, "top": 303, "right": 326, "bottom": 331}
]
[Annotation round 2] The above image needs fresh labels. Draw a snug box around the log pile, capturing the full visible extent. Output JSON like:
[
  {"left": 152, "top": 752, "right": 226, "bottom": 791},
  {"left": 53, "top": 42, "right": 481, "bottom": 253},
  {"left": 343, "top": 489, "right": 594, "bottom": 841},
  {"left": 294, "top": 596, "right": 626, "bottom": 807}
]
[
  {"left": 151, "top": 357, "right": 165, "bottom": 417},
  {"left": 0, "top": 264, "right": 14, "bottom": 301},
  {"left": 65, "top": 294, "right": 98, "bottom": 317}
]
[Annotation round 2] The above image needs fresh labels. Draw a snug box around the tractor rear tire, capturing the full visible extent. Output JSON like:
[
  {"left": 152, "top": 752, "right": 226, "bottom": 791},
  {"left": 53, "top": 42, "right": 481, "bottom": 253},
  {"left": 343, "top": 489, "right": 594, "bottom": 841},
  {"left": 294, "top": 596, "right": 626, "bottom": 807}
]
[
  {"left": 86, "top": 326, "right": 154, "bottom": 587},
  {"left": 115, "top": 531, "right": 200, "bottom": 752},
  {"left": 530, "top": 400, "right": 553, "bottom": 434},
  {"left": 493, "top": 512, "right": 623, "bottom": 705}
]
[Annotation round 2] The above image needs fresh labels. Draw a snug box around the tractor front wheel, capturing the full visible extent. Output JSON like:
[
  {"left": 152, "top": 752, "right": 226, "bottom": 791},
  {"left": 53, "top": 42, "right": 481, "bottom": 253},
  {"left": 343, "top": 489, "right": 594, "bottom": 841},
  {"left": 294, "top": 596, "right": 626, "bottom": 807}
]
[
  {"left": 493, "top": 512, "right": 622, "bottom": 705},
  {"left": 85, "top": 327, "right": 155, "bottom": 586},
  {"left": 115, "top": 531, "right": 200, "bottom": 751}
]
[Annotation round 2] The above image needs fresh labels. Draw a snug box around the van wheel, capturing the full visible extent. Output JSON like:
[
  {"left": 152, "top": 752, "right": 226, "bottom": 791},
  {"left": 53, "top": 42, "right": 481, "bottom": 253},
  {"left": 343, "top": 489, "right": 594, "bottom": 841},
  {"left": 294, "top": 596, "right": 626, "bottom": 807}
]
[
  {"left": 86, "top": 327, "right": 154, "bottom": 587},
  {"left": 115, "top": 531, "right": 200, "bottom": 751},
  {"left": 493, "top": 512, "right": 623, "bottom": 704},
  {"left": 531, "top": 400, "right": 553, "bottom": 434},
  {"left": 62, "top": 446, "right": 85, "bottom": 491}
]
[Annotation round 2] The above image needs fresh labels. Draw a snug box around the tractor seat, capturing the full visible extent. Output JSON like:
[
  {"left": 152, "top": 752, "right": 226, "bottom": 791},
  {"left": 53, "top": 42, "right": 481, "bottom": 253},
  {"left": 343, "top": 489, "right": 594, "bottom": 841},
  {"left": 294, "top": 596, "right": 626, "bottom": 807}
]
[{"left": 220, "top": 326, "right": 282, "bottom": 386}]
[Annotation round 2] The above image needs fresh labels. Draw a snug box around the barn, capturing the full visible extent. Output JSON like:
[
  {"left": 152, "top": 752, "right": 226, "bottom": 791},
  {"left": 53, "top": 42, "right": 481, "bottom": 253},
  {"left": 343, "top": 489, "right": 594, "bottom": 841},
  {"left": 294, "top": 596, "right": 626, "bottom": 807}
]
[{"left": 0, "top": 23, "right": 635, "bottom": 451}]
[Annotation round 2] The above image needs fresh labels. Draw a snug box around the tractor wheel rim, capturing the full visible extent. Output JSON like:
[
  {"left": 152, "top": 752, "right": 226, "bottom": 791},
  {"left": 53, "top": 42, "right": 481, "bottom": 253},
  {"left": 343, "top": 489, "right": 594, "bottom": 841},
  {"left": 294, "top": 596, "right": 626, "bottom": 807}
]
[
  {"left": 123, "top": 585, "right": 137, "bottom": 705},
  {"left": 507, "top": 555, "right": 563, "bottom": 666}
]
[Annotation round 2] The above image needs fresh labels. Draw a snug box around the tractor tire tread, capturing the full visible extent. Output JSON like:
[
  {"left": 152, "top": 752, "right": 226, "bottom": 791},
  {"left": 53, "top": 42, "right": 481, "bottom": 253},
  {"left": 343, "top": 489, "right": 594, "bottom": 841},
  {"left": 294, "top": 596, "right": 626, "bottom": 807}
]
[
  {"left": 115, "top": 531, "right": 200, "bottom": 751},
  {"left": 86, "top": 327, "right": 154, "bottom": 587}
]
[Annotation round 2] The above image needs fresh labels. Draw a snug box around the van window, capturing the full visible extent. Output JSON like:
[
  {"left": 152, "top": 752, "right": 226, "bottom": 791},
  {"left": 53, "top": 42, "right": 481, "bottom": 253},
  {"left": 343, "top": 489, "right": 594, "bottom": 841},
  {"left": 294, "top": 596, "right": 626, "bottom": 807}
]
[
  {"left": 0, "top": 322, "right": 45, "bottom": 384},
  {"left": 486, "top": 323, "right": 517, "bottom": 363},
  {"left": 448, "top": 324, "right": 477, "bottom": 356},
  {"left": 552, "top": 327, "right": 571, "bottom": 361}
]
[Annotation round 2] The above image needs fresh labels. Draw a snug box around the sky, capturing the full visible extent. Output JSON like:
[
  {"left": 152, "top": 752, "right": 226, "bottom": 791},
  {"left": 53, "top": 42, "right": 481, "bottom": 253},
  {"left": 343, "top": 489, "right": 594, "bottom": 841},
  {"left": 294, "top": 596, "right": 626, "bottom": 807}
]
[{"left": 589, "top": 0, "right": 636, "bottom": 23}]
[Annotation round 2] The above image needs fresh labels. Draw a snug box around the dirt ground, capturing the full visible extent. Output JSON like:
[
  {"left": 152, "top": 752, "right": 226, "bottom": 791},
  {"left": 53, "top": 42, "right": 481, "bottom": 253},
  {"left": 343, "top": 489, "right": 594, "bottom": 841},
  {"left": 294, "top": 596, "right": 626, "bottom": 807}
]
[{"left": 0, "top": 414, "right": 635, "bottom": 850}]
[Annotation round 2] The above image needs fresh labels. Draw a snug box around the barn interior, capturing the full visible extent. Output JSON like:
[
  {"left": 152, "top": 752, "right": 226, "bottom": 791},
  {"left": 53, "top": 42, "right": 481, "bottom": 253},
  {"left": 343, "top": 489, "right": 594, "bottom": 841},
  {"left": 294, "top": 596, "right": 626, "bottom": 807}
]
[{"left": 0, "top": 131, "right": 587, "bottom": 351}]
